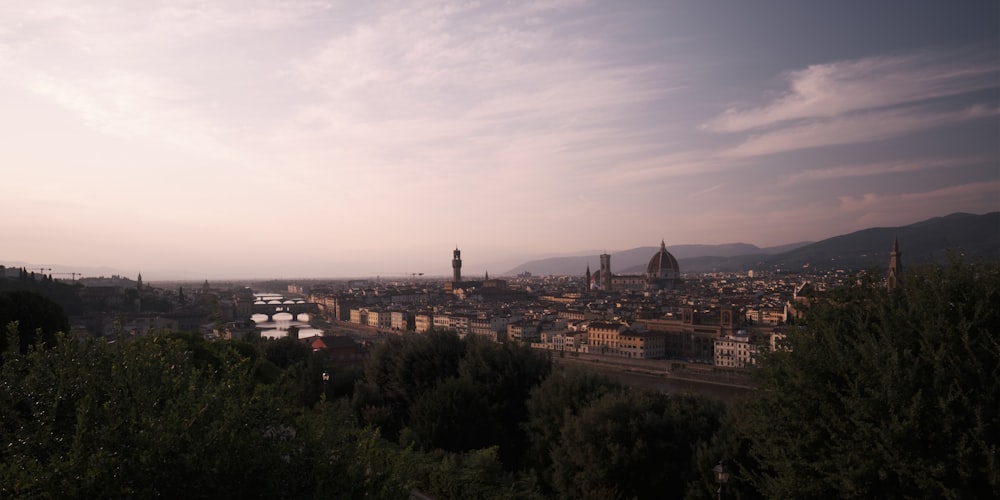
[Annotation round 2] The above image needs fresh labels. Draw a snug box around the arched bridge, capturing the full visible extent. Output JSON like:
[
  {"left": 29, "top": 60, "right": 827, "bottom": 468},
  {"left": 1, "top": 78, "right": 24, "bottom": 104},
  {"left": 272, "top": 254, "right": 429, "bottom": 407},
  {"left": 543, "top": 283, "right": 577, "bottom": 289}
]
[{"left": 252, "top": 301, "right": 319, "bottom": 321}]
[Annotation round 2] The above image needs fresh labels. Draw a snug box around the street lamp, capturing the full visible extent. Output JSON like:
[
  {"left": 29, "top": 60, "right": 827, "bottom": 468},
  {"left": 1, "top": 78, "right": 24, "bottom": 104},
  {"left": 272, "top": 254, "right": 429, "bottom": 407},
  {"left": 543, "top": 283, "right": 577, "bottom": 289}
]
[{"left": 713, "top": 461, "right": 730, "bottom": 500}]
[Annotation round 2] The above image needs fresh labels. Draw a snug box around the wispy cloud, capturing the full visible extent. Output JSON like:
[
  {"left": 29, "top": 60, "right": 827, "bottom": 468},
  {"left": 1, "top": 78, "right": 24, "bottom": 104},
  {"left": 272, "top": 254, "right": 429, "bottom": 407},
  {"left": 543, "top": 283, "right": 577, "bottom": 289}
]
[
  {"left": 281, "top": 0, "right": 687, "bottom": 193},
  {"left": 703, "top": 47, "right": 1000, "bottom": 159},
  {"left": 782, "top": 156, "right": 986, "bottom": 186},
  {"left": 719, "top": 105, "right": 999, "bottom": 158},
  {"left": 704, "top": 49, "right": 999, "bottom": 133},
  {"left": 688, "top": 183, "right": 724, "bottom": 199},
  {"left": 24, "top": 68, "right": 233, "bottom": 158}
]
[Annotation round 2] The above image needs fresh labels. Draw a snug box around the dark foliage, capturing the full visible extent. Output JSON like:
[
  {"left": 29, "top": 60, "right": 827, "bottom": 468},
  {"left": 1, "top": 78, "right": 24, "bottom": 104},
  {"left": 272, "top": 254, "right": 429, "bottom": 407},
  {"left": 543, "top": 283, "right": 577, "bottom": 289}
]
[
  {"left": 524, "top": 366, "right": 623, "bottom": 492},
  {"left": 356, "top": 332, "right": 551, "bottom": 469},
  {"left": 711, "top": 260, "right": 1000, "bottom": 499},
  {"left": 0, "top": 290, "right": 68, "bottom": 354},
  {"left": 0, "top": 273, "right": 85, "bottom": 315},
  {"left": 549, "top": 389, "right": 724, "bottom": 499}
]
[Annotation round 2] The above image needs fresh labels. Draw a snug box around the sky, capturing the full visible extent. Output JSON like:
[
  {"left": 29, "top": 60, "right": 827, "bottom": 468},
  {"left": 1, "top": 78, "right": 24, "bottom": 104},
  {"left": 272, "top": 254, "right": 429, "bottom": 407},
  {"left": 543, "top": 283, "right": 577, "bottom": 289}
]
[{"left": 1, "top": 0, "right": 997, "bottom": 280}]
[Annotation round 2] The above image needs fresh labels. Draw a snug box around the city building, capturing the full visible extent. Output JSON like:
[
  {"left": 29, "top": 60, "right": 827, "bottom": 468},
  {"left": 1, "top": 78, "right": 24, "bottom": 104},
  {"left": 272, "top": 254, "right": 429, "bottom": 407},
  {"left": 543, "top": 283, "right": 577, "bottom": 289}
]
[
  {"left": 390, "top": 310, "right": 408, "bottom": 330},
  {"left": 714, "top": 331, "right": 759, "bottom": 368},
  {"left": 415, "top": 312, "right": 433, "bottom": 333},
  {"left": 636, "top": 305, "right": 739, "bottom": 362}
]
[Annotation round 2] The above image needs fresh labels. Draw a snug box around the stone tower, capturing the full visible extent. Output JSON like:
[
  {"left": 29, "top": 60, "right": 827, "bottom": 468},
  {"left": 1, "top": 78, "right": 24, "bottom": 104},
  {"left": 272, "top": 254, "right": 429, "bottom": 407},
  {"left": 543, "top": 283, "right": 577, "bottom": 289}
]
[
  {"left": 452, "top": 247, "right": 462, "bottom": 283},
  {"left": 585, "top": 264, "right": 591, "bottom": 290},
  {"left": 599, "top": 253, "right": 612, "bottom": 291},
  {"left": 887, "top": 238, "right": 902, "bottom": 290}
]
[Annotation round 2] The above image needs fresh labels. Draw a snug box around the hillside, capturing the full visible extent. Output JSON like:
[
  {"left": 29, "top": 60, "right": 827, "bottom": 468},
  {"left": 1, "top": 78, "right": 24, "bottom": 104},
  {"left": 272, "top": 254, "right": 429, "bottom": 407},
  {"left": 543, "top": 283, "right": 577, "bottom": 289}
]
[
  {"left": 757, "top": 212, "right": 1000, "bottom": 273},
  {"left": 504, "top": 212, "right": 999, "bottom": 275}
]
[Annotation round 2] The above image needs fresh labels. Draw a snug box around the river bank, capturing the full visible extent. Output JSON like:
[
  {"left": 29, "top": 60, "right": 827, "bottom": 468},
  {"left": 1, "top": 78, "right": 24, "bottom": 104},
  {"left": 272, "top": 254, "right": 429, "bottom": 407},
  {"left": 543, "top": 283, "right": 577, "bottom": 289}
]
[{"left": 551, "top": 352, "right": 756, "bottom": 404}]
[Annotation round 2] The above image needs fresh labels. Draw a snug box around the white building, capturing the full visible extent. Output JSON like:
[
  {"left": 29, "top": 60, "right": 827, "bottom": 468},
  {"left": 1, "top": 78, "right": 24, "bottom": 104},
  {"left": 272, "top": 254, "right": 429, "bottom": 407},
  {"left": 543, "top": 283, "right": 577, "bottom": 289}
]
[
  {"left": 349, "top": 308, "right": 367, "bottom": 325},
  {"left": 390, "top": 310, "right": 408, "bottom": 331},
  {"left": 449, "top": 314, "right": 471, "bottom": 335},
  {"left": 415, "top": 313, "right": 433, "bottom": 333},
  {"left": 432, "top": 314, "right": 452, "bottom": 331},
  {"left": 714, "top": 331, "right": 759, "bottom": 368},
  {"left": 366, "top": 308, "right": 391, "bottom": 329}
]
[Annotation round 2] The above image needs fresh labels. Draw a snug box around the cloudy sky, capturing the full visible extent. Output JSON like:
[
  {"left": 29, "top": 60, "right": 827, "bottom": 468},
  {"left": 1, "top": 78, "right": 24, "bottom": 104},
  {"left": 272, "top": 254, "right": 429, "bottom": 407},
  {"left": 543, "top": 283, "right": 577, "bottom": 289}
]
[{"left": 1, "top": 0, "right": 997, "bottom": 279}]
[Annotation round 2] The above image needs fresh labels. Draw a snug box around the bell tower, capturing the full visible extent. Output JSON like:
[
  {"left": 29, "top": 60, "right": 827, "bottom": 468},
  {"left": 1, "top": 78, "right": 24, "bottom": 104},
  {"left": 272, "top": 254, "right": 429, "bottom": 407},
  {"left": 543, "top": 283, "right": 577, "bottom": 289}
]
[
  {"left": 452, "top": 247, "right": 462, "bottom": 283},
  {"left": 887, "top": 238, "right": 902, "bottom": 290},
  {"left": 599, "top": 253, "right": 612, "bottom": 291}
]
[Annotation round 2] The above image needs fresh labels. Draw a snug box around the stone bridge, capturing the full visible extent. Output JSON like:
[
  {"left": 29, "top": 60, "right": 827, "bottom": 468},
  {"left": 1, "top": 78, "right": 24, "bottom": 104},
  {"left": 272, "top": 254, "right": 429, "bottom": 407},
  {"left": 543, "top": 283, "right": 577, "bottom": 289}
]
[{"left": 252, "top": 301, "right": 319, "bottom": 321}]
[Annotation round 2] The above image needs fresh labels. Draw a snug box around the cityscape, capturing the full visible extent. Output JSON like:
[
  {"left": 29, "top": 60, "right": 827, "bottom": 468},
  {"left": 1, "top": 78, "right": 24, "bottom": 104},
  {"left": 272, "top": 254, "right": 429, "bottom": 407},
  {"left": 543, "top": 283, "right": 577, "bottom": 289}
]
[
  {"left": 2, "top": 215, "right": 997, "bottom": 497},
  {"left": 1, "top": 0, "right": 998, "bottom": 498}
]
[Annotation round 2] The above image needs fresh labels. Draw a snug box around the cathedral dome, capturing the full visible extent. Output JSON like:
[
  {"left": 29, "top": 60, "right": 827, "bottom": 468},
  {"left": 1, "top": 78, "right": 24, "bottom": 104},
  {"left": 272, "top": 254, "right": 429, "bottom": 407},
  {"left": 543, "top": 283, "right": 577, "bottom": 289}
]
[{"left": 646, "top": 241, "right": 679, "bottom": 278}]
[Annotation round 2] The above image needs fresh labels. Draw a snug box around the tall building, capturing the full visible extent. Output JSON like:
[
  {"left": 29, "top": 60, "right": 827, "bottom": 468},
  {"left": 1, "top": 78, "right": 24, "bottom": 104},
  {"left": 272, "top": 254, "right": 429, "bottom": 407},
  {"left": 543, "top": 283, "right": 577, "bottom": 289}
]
[
  {"left": 599, "top": 253, "right": 612, "bottom": 290},
  {"left": 887, "top": 238, "right": 902, "bottom": 290},
  {"left": 452, "top": 247, "right": 462, "bottom": 282}
]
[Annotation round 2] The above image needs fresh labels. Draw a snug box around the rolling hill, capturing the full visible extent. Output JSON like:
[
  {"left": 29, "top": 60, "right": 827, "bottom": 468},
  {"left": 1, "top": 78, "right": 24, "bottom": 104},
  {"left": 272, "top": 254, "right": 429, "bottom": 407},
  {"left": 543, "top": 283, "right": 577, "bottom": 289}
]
[{"left": 504, "top": 212, "right": 999, "bottom": 276}]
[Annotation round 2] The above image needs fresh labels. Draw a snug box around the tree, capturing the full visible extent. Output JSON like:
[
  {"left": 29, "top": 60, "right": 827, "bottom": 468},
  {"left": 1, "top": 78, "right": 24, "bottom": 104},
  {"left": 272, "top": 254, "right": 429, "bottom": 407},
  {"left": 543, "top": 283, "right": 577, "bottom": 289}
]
[
  {"left": 356, "top": 331, "right": 551, "bottom": 466},
  {"left": 407, "top": 376, "right": 494, "bottom": 452},
  {"left": 0, "top": 290, "right": 68, "bottom": 355},
  {"left": 524, "top": 366, "right": 622, "bottom": 492},
  {"left": 551, "top": 388, "right": 724, "bottom": 499},
  {"left": 728, "top": 260, "right": 1000, "bottom": 498},
  {"left": 358, "top": 331, "right": 466, "bottom": 438},
  {"left": 263, "top": 335, "right": 310, "bottom": 370},
  {"left": 456, "top": 336, "right": 551, "bottom": 468},
  {"left": 0, "top": 331, "right": 295, "bottom": 497}
]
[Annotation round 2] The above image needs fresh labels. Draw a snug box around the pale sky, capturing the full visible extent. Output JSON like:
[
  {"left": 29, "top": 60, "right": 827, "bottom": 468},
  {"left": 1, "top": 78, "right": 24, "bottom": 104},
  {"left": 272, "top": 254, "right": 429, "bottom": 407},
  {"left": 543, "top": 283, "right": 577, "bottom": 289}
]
[{"left": 1, "top": 1, "right": 998, "bottom": 280}]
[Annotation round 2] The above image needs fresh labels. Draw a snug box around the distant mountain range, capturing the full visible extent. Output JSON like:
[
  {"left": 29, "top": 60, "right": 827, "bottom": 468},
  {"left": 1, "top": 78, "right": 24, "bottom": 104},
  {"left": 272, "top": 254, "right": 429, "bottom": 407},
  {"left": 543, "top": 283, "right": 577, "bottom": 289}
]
[{"left": 504, "top": 212, "right": 1000, "bottom": 275}]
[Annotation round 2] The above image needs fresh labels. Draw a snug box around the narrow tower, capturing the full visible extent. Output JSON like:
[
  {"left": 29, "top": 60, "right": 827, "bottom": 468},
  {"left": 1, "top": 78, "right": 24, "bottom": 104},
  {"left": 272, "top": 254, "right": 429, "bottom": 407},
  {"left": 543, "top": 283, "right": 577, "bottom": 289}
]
[
  {"left": 887, "top": 238, "right": 902, "bottom": 290},
  {"left": 585, "top": 264, "right": 592, "bottom": 290},
  {"left": 452, "top": 247, "right": 462, "bottom": 283},
  {"left": 599, "top": 253, "right": 612, "bottom": 291}
]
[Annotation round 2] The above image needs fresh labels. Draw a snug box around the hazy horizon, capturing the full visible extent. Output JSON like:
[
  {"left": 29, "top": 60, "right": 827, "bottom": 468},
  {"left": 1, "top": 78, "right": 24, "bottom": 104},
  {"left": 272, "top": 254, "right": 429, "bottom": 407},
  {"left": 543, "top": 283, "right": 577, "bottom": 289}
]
[
  {"left": 3, "top": 1, "right": 997, "bottom": 280},
  {"left": 4, "top": 209, "right": 994, "bottom": 281}
]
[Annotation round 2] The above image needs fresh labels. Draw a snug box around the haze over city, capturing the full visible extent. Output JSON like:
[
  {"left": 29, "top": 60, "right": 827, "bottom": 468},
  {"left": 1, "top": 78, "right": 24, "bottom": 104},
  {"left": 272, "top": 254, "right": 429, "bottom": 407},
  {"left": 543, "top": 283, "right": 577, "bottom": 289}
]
[{"left": 1, "top": 1, "right": 997, "bottom": 279}]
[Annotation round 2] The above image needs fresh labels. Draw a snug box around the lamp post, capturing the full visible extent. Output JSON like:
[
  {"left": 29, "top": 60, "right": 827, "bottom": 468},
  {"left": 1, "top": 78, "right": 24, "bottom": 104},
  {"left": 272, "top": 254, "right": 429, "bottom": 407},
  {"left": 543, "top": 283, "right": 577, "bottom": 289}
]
[{"left": 713, "top": 461, "right": 730, "bottom": 500}]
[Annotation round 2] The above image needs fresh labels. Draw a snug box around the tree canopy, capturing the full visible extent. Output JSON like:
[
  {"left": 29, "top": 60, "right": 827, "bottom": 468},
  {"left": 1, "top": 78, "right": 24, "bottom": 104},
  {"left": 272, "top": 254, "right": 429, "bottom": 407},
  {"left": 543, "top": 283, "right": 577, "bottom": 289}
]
[
  {"left": 551, "top": 388, "right": 723, "bottom": 499},
  {"left": 700, "top": 260, "right": 1000, "bottom": 499}
]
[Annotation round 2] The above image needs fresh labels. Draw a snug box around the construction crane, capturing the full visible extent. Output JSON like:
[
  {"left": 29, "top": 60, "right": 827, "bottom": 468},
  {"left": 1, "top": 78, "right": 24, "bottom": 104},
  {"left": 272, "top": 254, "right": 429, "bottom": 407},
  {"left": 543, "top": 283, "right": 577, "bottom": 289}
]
[
  {"left": 35, "top": 268, "right": 52, "bottom": 276},
  {"left": 52, "top": 272, "right": 81, "bottom": 280}
]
